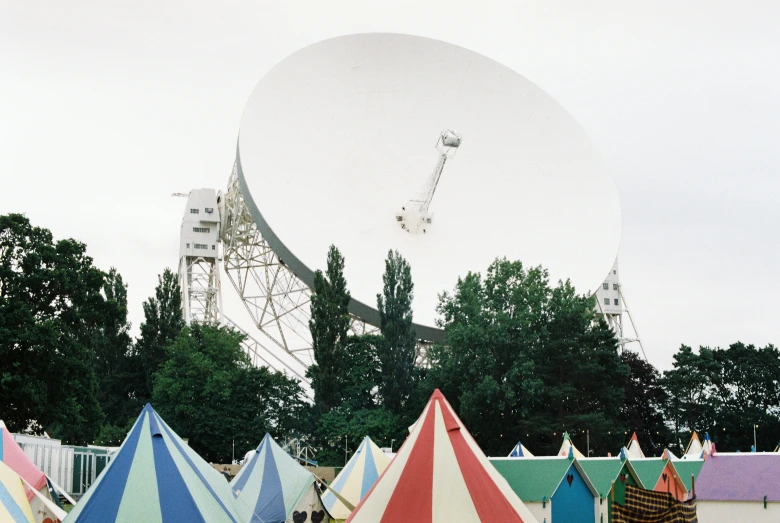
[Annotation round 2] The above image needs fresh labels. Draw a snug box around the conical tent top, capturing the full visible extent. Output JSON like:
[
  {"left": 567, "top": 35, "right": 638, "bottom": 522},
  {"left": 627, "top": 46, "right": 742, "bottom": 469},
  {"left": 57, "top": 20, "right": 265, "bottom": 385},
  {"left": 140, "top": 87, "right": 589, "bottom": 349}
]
[
  {"left": 322, "top": 436, "right": 391, "bottom": 520},
  {"left": 558, "top": 432, "right": 585, "bottom": 459},
  {"left": 345, "top": 389, "right": 539, "bottom": 522},
  {"left": 230, "top": 432, "right": 329, "bottom": 523},
  {"left": 66, "top": 404, "right": 241, "bottom": 523},
  {"left": 625, "top": 432, "right": 645, "bottom": 459},
  {"left": 508, "top": 441, "right": 534, "bottom": 458},
  {"left": 684, "top": 431, "right": 704, "bottom": 459}
]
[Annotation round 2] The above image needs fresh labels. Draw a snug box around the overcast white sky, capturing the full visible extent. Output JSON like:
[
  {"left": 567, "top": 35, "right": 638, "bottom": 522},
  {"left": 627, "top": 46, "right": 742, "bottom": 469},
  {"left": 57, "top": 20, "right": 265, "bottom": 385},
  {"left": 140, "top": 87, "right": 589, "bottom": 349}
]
[{"left": 2, "top": 0, "right": 778, "bottom": 370}]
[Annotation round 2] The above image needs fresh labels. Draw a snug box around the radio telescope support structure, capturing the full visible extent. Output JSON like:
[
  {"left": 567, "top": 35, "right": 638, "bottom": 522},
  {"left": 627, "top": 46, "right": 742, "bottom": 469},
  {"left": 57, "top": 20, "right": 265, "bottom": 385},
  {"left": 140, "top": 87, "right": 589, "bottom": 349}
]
[
  {"left": 594, "top": 259, "right": 646, "bottom": 359},
  {"left": 220, "top": 165, "right": 386, "bottom": 376},
  {"left": 177, "top": 189, "right": 223, "bottom": 325}
]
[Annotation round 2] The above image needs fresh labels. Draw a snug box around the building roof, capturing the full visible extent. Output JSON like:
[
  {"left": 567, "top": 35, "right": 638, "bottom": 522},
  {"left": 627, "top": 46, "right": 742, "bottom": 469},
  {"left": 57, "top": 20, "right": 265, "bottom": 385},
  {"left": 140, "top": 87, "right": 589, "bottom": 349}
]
[
  {"left": 696, "top": 454, "right": 780, "bottom": 502},
  {"left": 672, "top": 460, "right": 704, "bottom": 491},
  {"left": 490, "top": 458, "right": 572, "bottom": 501},
  {"left": 629, "top": 458, "right": 667, "bottom": 488},
  {"left": 577, "top": 458, "right": 644, "bottom": 498}
]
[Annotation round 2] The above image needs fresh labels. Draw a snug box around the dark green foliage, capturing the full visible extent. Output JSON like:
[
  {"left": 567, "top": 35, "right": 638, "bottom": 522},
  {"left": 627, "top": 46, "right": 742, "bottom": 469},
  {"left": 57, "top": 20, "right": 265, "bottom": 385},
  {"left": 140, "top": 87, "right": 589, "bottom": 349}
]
[
  {"left": 308, "top": 245, "right": 351, "bottom": 412},
  {"left": 620, "top": 350, "right": 673, "bottom": 456},
  {"left": 429, "top": 258, "right": 628, "bottom": 457},
  {"left": 662, "top": 342, "right": 780, "bottom": 452},
  {"left": 92, "top": 269, "right": 140, "bottom": 429},
  {"left": 376, "top": 250, "right": 416, "bottom": 413},
  {"left": 0, "top": 214, "right": 104, "bottom": 443},
  {"left": 152, "top": 323, "right": 308, "bottom": 462},
  {"left": 315, "top": 407, "right": 403, "bottom": 466},
  {"left": 134, "top": 268, "right": 184, "bottom": 403}
]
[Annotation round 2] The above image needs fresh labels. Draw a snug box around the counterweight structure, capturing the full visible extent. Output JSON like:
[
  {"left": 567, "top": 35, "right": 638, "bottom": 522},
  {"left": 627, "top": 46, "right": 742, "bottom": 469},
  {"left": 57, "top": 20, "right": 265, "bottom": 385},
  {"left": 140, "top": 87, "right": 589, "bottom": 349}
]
[
  {"left": 178, "top": 189, "right": 223, "bottom": 325},
  {"left": 594, "top": 259, "right": 645, "bottom": 358}
]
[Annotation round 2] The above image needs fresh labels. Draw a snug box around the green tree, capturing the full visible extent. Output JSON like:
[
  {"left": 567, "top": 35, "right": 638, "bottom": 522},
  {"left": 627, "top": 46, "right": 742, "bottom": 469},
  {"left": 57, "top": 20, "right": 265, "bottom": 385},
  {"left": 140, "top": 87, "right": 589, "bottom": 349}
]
[
  {"left": 661, "top": 345, "right": 719, "bottom": 451},
  {"left": 376, "top": 250, "right": 416, "bottom": 413},
  {"left": 429, "top": 258, "right": 626, "bottom": 456},
  {"left": 134, "top": 268, "right": 184, "bottom": 403},
  {"left": 152, "top": 323, "right": 308, "bottom": 462},
  {"left": 315, "top": 406, "right": 403, "bottom": 466},
  {"left": 620, "top": 350, "right": 672, "bottom": 456},
  {"left": 0, "top": 214, "right": 104, "bottom": 443},
  {"left": 308, "top": 245, "right": 351, "bottom": 412},
  {"left": 706, "top": 343, "right": 780, "bottom": 451},
  {"left": 92, "top": 268, "right": 138, "bottom": 428}
]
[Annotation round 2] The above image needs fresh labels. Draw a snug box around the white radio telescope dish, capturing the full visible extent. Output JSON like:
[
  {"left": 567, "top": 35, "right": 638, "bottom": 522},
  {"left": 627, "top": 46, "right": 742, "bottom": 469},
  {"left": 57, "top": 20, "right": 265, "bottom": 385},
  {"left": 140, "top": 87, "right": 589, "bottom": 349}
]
[{"left": 236, "top": 33, "right": 621, "bottom": 341}]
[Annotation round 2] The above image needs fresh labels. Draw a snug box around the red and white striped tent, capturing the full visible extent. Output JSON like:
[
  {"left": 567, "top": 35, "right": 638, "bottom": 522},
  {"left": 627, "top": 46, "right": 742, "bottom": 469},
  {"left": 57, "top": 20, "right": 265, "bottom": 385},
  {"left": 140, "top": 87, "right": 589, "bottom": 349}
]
[{"left": 345, "top": 390, "right": 539, "bottom": 523}]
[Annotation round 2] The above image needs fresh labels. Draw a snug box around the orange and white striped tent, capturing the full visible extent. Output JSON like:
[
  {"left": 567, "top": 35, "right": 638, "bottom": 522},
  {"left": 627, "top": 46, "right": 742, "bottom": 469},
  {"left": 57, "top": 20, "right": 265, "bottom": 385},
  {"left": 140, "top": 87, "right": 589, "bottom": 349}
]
[{"left": 345, "top": 390, "right": 538, "bottom": 523}]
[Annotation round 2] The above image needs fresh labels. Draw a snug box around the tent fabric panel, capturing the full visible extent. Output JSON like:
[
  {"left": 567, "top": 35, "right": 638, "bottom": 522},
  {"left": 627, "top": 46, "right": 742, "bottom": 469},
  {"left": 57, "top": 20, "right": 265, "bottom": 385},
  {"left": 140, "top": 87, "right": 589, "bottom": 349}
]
[
  {"left": 157, "top": 416, "right": 239, "bottom": 522},
  {"left": 324, "top": 450, "right": 366, "bottom": 519},
  {"left": 250, "top": 442, "right": 286, "bottom": 523},
  {"left": 1, "top": 426, "right": 48, "bottom": 497},
  {"left": 438, "top": 398, "right": 526, "bottom": 522},
  {"left": 0, "top": 462, "right": 35, "bottom": 523},
  {"left": 65, "top": 412, "right": 145, "bottom": 522},
  {"left": 346, "top": 400, "right": 431, "bottom": 523},
  {"left": 289, "top": 485, "right": 329, "bottom": 523},
  {"left": 114, "top": 422, "right": 161, "bottom": 523},
  {"left": 375, "top": 396, "right": 435, "bottom": 523},
  {"left": 330, "top": 440, "right": 363, "bottom": 495},
  {"left": 232, "top": 449, "right": 265, "bottom": 523},
  {"left": 231, "top": 449, "right": 261, "bottom": 496},
  {"left": 430, "top": 401, "right": 480, "bottom": 522},
  {"left": 267, "top": 437, "right": 314, "bottom": 515},
  {"left": 360, "top": 441, "right": 379, "bottom": 500},
  {"left": 153, "top": 432, "right": 204, "bottom": 523},
  {"left": 158, "top": 425, "right": 237, "bottom": 523}
]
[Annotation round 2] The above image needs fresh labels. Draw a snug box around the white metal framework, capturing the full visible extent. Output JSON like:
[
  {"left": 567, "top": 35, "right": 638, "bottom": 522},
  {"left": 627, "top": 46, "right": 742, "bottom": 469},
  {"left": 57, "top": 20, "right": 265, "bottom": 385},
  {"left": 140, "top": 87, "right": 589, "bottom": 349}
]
[
  {"left": 220, "top": 166, "right": 384, "bottom": 383},
  {"left": 594, "top": 259, "right": 646, "bottom": 358}
]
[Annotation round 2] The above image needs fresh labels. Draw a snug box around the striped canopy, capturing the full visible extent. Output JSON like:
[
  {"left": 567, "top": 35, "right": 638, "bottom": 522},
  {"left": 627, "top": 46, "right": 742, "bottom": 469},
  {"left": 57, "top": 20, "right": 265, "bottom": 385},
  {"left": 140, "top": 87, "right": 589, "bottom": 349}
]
[
  {"left": 0, "top": 460, "right": 35, "bottom": 523},
  {"left": 345, "top": 390, "right": 539, "bottom": 523},
  {"left": 0, "top": 421, "right": 48, "bottom": 500},
  {"left": 1, "top": 420, "right": 63, "bottom": 523},
  {"left": 322, "top": 436, "right": 390, "bottom": 520},
  {"left": 625, "top": 432, "right": 645, "bottom": 459},
  {"left": 557, "top": 432, "right": 585, "bottom": 459},
  {"left": 65, "top": 404, "right": 240, "bottom": 523},
  {"left": 683, "top": 432, "right": 704, "bottom": 459},
  {"left": 231, "top": 433, "right": 328, "bottom": 523},
  {"left": 508, "top": 441, "right": 534, "bottom": 458}
]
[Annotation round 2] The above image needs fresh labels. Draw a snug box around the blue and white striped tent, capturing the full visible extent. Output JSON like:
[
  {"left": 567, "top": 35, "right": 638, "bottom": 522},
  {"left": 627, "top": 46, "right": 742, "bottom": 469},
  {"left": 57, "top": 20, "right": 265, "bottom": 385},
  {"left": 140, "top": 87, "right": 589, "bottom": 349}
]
[
  {"left": 321, "top": 436, "right": 391, "bottom": 520},
  {"left": 508, "top": 441, "right": 534, "bottom": 457},
  {"left": 65, "top": 404, "right": 241, "bottom": 523},
  {"left": 231, "top": 433, "right": 330, "bottom": 523}
]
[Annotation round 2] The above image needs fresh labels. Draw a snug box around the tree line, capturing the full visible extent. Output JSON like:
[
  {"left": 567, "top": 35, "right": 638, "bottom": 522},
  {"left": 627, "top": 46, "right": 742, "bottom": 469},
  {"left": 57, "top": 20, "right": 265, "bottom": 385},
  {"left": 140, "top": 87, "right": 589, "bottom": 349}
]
[{"left": 2, "top": 213, "right": 778, "bottom": 466}]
